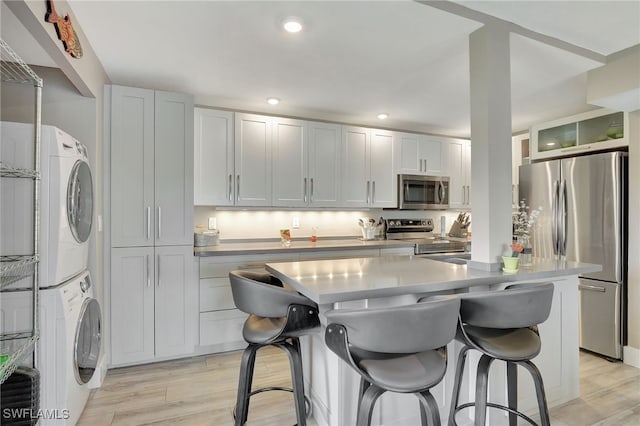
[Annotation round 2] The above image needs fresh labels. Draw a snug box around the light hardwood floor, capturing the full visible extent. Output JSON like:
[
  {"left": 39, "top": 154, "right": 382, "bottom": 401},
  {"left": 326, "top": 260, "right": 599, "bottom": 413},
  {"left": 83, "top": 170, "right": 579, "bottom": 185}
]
[{"left": 78, "top": 349, "right": 639, "bottom": 426}]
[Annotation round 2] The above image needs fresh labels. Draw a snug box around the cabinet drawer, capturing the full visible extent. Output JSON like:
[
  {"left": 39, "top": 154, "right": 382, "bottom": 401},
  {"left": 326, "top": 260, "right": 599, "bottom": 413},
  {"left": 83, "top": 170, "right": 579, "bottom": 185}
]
[
  {"left": 200, "top": 277, "right": 235, "bottom": 312},
  {"left": 199, "top": 309, "right": 248, "bottom": 346},
  {"left": 199, "top": 253, "right": 298, "bottom": 278}
]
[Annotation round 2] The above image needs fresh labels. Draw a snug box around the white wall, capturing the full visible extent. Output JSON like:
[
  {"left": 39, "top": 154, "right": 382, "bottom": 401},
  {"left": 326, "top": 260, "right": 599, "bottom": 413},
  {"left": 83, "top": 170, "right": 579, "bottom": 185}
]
[{"left": 587, "top": 45, "right": 640, "bottom": 112}]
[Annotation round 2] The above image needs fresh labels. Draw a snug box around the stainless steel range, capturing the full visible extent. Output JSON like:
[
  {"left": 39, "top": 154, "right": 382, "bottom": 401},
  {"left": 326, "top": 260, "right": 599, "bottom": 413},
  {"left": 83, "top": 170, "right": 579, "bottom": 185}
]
[{"left": 385, "top": 218, "right": 466, "bottom": 254}]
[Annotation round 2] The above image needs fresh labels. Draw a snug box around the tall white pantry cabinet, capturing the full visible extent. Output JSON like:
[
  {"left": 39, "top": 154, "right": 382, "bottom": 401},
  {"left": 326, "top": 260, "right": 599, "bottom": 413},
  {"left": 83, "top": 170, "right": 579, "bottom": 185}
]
[{"left": 107, "top": 85, "right": 197, "bottom": 366}]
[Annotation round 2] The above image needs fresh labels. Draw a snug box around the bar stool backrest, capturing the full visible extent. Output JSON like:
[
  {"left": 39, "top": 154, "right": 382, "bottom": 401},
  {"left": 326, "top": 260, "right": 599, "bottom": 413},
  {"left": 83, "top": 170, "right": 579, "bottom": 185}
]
[
  {"left": 460, "top": 282, "right": 554, "bottom": 329},
  {"left": 325, "top": 296, "right": 460, "bottom": 354},
  {"left": 229, "top": 270, "right": 316, "bottom": 318}
]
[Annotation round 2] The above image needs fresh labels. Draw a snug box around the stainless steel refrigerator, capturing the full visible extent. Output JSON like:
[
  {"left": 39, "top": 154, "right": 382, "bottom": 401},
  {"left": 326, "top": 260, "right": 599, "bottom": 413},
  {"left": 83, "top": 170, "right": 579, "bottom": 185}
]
[{"left": 519, "top": 151, "right": 627, "bottom": 359}]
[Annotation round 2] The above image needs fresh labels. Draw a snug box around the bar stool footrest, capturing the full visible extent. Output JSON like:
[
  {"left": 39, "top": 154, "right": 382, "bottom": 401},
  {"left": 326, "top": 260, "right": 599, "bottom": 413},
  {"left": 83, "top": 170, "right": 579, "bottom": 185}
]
[
  {"left": 233, "top": 386, "right": 312, "bottom": 423},
  {"left": 453, "top": 401, "right": 539, "bottom": 426}
]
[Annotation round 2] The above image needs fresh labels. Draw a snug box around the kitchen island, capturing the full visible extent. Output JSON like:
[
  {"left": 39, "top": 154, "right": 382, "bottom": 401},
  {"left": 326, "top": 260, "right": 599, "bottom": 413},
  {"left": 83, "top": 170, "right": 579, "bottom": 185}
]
[{"left": 266, "top": 256, "right": 600, "bottom": 426}]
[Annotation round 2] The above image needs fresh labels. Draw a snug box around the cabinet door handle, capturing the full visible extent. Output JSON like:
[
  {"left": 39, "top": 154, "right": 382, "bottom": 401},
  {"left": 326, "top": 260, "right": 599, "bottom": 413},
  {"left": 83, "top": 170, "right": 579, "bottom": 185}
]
[
  {"left": 512, "top": 184, "right": 515, "bottom": 205},
  {"left": 146, "top": 255, "right": 150, "bottom": 288},
  {"left": 236, "top": 175, "right": 240, "bottom": 202},
  {"left": 157, "top": 255, "right": 161, "bottom": 287},
  {"left": 304, "top": 177, "right": 308, "bottom": 203},
  {"left": 372, "top": 181, "right": 376, "bottom": 204},
  {"left": 157, "top": 206, "right": 162, "bottom": 240},
  {"left": 466, "top": 185, "right": 470, "bottom": 205},
  {"left": 310, "top": 178, "right": 314, "bottom": 202},
  {"left": 228, "top": 174, "right": 233, "bottom": 202},
  {"left": 366, "top": 181, "right": 371, "bottom": 204},
  {"left": 146, "top": 206, "right": 151, "bottom": 241},
  {"left": 462, "top": 185, "right": 465, "bottom": 204}
]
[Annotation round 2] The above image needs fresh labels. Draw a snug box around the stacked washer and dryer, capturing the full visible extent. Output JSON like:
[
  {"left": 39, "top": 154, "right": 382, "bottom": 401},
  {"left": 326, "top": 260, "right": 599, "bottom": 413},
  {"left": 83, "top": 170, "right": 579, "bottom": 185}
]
[{"left": 1, "top": 122, "right": 101, "bottom": 425}]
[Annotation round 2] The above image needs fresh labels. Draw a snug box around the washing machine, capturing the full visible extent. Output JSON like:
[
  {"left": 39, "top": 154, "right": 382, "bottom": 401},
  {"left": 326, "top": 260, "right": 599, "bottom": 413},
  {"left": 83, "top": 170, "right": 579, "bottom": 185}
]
[
  {"left": 0, "top": 269, "right": 102, "bottom": 425},
  {"left": 0, "top": 121, "right": 93, "bottom": 288}
]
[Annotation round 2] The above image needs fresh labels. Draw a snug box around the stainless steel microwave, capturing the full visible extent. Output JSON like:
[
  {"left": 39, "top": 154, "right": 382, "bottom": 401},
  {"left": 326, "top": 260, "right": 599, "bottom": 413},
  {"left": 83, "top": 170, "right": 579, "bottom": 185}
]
[{"left": 398, "top": 174, "right": 449, "bottom": 210}]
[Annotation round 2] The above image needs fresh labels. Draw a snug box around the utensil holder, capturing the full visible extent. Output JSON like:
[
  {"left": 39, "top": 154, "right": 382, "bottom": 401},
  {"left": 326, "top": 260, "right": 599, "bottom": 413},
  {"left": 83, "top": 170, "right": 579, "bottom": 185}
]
[{"left": 361, "top": 227, "right": 377, "bottom": 240}]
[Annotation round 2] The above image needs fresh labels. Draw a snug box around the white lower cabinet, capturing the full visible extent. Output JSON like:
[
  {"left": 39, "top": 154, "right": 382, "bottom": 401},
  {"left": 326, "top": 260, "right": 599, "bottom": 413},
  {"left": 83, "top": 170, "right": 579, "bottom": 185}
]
[
  {"left": 197, "top": 247, "right": 408, "bottom": 354},
  {"left": 110, "top": 245, "right": 197, "bottom": 366},
  {"left": 197, "top": 253, "right": 298, "bottom": 353}
]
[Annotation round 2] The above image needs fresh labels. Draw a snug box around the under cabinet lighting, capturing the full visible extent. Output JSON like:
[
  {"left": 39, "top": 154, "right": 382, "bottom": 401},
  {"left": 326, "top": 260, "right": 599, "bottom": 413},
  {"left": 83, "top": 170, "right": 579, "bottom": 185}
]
[
  {"left": 377, "top": 113, "right": 389, "bottom": 120},
  {"left": 267, "top": 97, "right": 280, "bottom": 105},
  {"left": 546, "top": 142, "right": 556, "bottom": 146},
  {"left": 283, "top": 18, "right": 303, "bottom": 33}
]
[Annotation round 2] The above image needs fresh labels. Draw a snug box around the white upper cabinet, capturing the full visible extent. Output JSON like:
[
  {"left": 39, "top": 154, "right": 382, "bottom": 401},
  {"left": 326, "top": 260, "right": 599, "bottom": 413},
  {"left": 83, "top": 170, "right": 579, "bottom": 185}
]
[
  {"left": 193, "top": 108, "right": 234, "bottom": 206},
  {"left": 154, "top": 91, "right": 194, "bottom": 246},
  {"left": 530, "top": 108, "right": 628, "bottom": 161},
  {"left": 369, "top": 129, "right": 396, "bottom": 208},
  {"left": 341, "top": 126, "right": 396, "bottom": 208},
  {"left": 234, "top": 113, "right": 272, "bottom": 206},
  {"left": 443, "top": 138, "right": 471, "bottom": 209},
  {"left": 308, "top": 122, "right": 342, "bottom": 207},
  {"left": 195, "top": 114, "right": 342, "bottom": 208},
  {"left": 272, "top": 117, "right": 308, "bottom": 207},
  {"left": 110, "top": 86, "right": 193, "bottom": 247},
  {"left": 341, "top": 126, "right": 370, "bottom": 207},
  {"left": 110, "top": 86, "right": 155, "bottom": 248},
  {"left": 395, "top": 133, "right": 444, "bottom": 176}
]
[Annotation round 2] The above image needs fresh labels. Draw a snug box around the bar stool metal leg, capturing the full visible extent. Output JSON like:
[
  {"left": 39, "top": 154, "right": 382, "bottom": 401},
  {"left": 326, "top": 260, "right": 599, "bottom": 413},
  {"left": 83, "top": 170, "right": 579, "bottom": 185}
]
[
  {"left": 474, "top": 354, "right": 494, "bottom": 426},
  {"left": 356, "top": 384, "right": 385, "bottom": 426},
  {"left": 507, "top": 361, "right": 518, "bottom": 426},
  {"left": 279, "top": 338, "right": 307, "bottom": 426},
  {"left": 357, "top": 378, "right": 372, "bottom": 422},
  {"left": 520, "top": 360, "right": 551, "bottom": 426},
  {"left": 449, "top": 345, "right": 470, "bottom": 426},
  {"left": 235, "top": 344, "right": 259, "bottom": 426},
  {"left": 417, "top": 390, "right": 440, "bottom": 426}
]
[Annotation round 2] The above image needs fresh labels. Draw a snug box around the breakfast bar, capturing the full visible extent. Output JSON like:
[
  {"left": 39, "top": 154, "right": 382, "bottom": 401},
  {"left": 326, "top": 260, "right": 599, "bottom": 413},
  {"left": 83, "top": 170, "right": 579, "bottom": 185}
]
[{"left": 266, "top": 256, "right": 601, "bottom": 426}]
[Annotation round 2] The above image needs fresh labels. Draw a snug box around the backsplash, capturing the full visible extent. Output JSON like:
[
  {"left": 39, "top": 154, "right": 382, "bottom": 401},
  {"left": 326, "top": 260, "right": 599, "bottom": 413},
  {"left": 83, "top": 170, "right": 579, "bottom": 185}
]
[{"left": 194, "top": 207, "right": 469, "bottom": 240}]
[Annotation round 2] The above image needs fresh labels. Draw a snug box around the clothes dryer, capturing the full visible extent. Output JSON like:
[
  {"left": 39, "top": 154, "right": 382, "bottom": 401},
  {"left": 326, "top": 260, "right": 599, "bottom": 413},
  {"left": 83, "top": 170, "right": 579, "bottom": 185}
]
[{"left": 0, "top": 122, "right": 93, "bottom": 288}]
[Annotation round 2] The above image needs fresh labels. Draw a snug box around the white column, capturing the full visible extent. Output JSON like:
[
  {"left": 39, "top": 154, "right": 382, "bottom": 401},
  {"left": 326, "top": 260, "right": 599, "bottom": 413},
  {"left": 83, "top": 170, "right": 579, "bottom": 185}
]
[{"left": 468, "top": 24, "right": 513, "bottom": 270}]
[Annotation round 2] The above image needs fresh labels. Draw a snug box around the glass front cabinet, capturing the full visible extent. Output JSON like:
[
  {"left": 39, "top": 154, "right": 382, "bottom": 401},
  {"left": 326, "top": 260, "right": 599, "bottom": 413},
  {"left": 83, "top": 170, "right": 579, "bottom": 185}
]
[{"left": 531, "top": 109, "right": 628, "bottom": 160}]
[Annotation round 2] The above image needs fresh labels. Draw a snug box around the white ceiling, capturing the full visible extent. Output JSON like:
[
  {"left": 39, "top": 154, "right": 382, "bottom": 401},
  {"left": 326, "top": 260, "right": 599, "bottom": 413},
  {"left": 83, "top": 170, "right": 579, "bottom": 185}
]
[{"left": 7, "top": 1, "right": 640, "bottom": 138}]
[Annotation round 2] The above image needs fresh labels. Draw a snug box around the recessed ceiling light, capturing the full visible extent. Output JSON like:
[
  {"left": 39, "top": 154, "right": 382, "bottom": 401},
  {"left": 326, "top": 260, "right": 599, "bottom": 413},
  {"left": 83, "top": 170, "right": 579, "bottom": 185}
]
[
  {"left": 377, "top": 113, "right": 389, "bottom": 120},
  {"left": 267, "top": 97, "right": 280, "bottom": 105},
  {"left": 283, "top": 18, "right": 303, "bottom": 33}
]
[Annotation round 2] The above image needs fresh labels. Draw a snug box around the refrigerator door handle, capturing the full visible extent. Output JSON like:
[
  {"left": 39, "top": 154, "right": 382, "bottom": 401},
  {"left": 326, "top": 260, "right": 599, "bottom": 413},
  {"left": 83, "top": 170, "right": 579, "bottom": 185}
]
[
  {"left": 560, "top": 179, "right": 568, "bottom": 256},
  {"left": 579, "top": 283, "right": 606, "bottom": 292},
  {"left": 552, "top": 180, "right": 559, "bottom": 255}
]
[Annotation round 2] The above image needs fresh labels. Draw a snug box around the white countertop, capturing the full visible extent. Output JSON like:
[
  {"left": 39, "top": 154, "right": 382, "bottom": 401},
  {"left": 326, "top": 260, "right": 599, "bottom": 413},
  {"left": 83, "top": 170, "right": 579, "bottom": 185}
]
[
  {"left": 266, "top": 255, "right": 601, "bottom": 304},
  {"left": 194, "top": 238, "right": 416, "bottom": 256}
]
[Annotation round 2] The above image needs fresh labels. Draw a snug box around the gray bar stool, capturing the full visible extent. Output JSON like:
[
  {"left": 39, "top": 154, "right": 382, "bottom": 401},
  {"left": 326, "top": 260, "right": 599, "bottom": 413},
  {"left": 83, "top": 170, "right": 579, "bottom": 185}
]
[
  {"left": 229, "top": 270, "right": 320, "bottom": 426},
  {"left": 447, "top": 282, "right": 554, "bottom": 426},
  {"left": 324, "top": 296, "right": 461, "bottom": 426}
]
